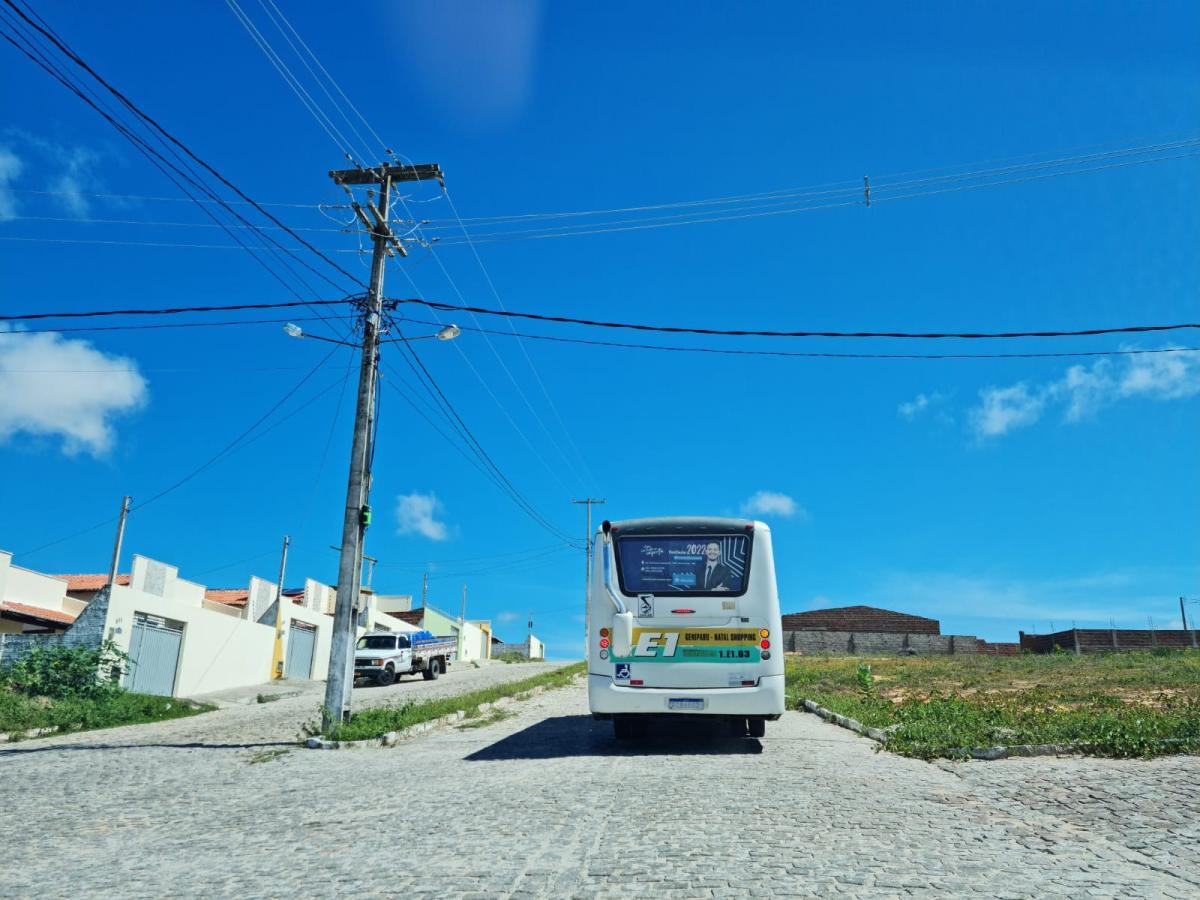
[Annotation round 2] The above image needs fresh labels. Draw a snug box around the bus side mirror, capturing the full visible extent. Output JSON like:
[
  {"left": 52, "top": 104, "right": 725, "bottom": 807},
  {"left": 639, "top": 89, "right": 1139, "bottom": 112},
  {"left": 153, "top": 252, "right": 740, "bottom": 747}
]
[{"left": 611, "top": 611, "right": 633, "bottom": 657}]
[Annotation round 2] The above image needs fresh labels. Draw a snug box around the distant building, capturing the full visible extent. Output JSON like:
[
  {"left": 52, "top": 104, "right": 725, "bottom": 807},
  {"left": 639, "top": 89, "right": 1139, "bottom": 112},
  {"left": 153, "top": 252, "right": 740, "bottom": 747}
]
[
  {"left": 782, "top": 605, "right": 940, "bottom": 635},
  {"left": 392, "top": 604, "right": 493, "bottom": 661}
]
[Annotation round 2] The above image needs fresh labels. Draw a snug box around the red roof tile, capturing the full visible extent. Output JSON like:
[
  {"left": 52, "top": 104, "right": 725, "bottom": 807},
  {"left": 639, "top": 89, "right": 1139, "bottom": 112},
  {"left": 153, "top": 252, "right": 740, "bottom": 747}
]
[
  {"left": 205, "top": 589, "right": 249, "bottom": 608},
  {"left": 391, "top": 610, "right": 424, "bottom": 627},
  {"left": 1, "top": 601, "right": 77, "bottom": 625},
  {"left": 54, "top": 574, "right": 131, "bottom": 591}
]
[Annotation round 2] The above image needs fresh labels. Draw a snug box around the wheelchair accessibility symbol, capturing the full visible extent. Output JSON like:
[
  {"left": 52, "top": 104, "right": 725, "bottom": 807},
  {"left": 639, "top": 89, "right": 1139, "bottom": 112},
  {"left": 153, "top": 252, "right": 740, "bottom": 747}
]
[{"left": 614, "top": 663, "right": 630, "bottom": 682}]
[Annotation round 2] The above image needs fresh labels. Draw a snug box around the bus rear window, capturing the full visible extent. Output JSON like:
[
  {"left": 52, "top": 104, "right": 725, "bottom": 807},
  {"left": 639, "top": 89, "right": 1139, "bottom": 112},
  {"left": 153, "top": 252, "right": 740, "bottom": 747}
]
[{"left": 615, "top": 535, "right": 750, "bottom": 595}]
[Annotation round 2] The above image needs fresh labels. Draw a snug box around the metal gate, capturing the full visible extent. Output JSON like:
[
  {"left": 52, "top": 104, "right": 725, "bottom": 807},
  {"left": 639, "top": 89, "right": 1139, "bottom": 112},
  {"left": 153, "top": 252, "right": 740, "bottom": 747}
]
[
  {"left": 125, "top": 613, "right": 184, "bottom": 696},
  {"left": 285, "top": 621, "right": 317, "bottom": 679}
]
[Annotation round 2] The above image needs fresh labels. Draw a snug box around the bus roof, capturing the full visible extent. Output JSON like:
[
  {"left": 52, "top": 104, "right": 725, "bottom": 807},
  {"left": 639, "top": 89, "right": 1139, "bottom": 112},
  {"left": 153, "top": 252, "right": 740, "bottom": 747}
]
[{"left": 603, "top": 516, "right": 767, "bottom": 535}]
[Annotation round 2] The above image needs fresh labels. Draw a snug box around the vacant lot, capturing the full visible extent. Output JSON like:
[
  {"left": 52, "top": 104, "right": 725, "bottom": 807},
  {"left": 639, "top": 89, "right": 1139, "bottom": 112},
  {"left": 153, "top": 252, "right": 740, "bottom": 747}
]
[{"left": 785, "top": 651, "right": 1200, "bottom": 759}]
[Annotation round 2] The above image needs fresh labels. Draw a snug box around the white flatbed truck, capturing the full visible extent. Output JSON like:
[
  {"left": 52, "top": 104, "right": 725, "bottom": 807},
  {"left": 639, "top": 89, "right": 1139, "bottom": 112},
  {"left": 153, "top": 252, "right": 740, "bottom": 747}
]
[{"left": 354, "top": 631, "right": 456, "bottom": 685}]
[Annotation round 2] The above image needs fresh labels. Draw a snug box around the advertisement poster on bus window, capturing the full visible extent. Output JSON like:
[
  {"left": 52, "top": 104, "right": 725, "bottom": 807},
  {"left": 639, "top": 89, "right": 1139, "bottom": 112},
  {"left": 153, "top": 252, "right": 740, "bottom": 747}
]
[{"left": 616, "top": 535, "right": 748, "bottom": 594}]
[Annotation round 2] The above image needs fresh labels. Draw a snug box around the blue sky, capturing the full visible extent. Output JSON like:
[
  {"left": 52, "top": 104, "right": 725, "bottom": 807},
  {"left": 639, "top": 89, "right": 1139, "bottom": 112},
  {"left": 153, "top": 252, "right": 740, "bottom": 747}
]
[{"left": 1, "top": 1, "right": 1198, "bottom": 654}]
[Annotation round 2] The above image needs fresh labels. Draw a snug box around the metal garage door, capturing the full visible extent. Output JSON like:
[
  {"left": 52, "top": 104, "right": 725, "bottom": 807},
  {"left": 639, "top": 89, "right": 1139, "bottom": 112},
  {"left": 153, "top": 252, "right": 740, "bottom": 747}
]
[
  {"left": 285, "top": 621, "right": 317, "bottom": 679},
  {"left": 125, "top": 613, "right": 184, "bottom": 696}
]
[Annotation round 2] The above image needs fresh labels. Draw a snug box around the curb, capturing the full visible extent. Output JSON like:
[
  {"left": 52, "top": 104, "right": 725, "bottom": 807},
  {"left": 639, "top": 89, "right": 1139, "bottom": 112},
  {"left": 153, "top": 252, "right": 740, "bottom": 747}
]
[
  {"left": 802, "top": 699, "right": 1075, "bottom": 760},
  {"left": 801, "top": 699, "right": 1198, "bottom": 760},
  {"left": 0, "top": 725, "right": 61, "bottom": 743},
  {"left": 306, "top": 686, "right": 544, "bottom": 750}
]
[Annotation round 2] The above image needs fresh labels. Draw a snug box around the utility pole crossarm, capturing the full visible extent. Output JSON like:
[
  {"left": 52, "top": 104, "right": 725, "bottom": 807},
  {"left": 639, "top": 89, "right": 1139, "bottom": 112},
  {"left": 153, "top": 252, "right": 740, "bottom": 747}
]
[{"left": 328, "top": 163, "right": 444, "bottom": 186}]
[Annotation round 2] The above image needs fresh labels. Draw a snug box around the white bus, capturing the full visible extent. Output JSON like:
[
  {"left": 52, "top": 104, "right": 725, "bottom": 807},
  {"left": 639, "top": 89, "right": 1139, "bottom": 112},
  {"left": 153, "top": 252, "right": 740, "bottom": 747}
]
[{"left": 587, "top": 516, "right": 785, "bottom": 739}]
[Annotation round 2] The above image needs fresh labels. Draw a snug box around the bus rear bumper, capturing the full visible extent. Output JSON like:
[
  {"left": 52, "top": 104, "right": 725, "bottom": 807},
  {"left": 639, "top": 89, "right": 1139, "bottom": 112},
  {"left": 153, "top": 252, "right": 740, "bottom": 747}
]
[{"left": 588, "top": 673, "right": 785, "bottom": 717}]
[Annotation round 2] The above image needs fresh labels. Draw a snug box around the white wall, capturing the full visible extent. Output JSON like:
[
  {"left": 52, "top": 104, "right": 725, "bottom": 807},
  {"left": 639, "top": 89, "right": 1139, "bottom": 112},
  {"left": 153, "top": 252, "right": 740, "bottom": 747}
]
[
  {"left": 105, "top": 573, "right": 275, "bottom": 697},
  {"left": 0, "top": 550, "right": 78, "bottom": 631}
]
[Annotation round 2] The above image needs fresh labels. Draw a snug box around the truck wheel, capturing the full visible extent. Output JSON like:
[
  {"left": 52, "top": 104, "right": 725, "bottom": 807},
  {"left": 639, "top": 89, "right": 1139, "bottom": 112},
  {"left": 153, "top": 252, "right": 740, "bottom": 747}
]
[
  {"left": 377, "top": 665, "right": 395, "bottom": 686},
  {"left": 613, "top": 717, "right": 634, "bottom": 740},
  {"left": 423, "top": 658, "right": 441, "bottom": 681},
  {"left": 747, "top": 718, "right": 766, "bottom": 738}
]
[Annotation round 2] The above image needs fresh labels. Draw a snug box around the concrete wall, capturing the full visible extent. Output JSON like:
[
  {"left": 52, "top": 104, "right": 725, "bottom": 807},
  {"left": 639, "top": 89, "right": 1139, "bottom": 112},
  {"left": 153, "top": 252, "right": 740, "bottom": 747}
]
[
  {"left": 493, "top": 637, "right": 545, "bottom": 659},
  {"left": 374, "top": 594, "right": 413, "bottom": 614},
  {"left": 1020, "top": 628, "right": 1200, "bottom": 653},
  {"left": 0, "top": 584, "right": 112, "bottom": 667},
  {"left": 784, "top": 630, "right": 982, "bottom": 655}
]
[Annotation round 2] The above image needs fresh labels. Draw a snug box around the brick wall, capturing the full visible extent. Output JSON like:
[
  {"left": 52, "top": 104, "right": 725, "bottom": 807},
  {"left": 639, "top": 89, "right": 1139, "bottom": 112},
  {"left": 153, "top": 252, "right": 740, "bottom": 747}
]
[
  {"left": 784, "top": 630, "right": 981, "bottom": 655},
  {"left": 0, "top": 586, "right": 110, "bottom": 667},
  {"left": 782, "top": 606, "right": 940, "bottom": 635}
]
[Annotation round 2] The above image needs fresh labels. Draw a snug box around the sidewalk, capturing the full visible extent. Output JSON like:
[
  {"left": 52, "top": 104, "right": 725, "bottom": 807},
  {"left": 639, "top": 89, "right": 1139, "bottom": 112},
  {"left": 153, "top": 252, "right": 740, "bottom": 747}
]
[{"left": 5, "top": 659, "right": 570, "bottom": 750}]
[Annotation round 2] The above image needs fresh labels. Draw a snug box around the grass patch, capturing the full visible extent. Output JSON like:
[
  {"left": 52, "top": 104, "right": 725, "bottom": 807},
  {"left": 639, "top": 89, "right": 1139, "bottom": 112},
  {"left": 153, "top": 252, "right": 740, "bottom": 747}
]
[
  {"left": 0, "top": 688, "right": 212, "bottom": 739},
  {"left": 246, "top": 747, "right": 292, "bottom": 764},
  {"left": 256, "top": 693, "right": 283, "bottom": 704},
  {"left": 495, "top": 653, "right": 536, "bottom": 664},
  {"left": 458, "top": 708, "right": 515, "bottom": 730},
  {"left": 786, "top": 652, "right": 1200, "bottom": 759},
  {"left": 323, "top": 661, "right": 584, "bottom": 741}
]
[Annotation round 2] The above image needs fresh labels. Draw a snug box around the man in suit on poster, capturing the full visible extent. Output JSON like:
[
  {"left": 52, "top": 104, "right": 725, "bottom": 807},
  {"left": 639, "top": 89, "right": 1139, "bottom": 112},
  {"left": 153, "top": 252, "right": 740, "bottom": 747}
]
[{"left": 695, "top": 541, "right": 732, "bottom": 591}]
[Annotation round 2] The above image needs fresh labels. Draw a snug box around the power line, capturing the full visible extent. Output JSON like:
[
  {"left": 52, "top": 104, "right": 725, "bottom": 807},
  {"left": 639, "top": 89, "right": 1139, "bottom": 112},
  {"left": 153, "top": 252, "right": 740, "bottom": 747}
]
[
  {"left": 2, "top": 0, "right": 366, "bottom": 289},
  {"left": 10, "top": 187, "right": 332, "bottom": 208},
  {"left": 430, "top": 150, "right": 1200, "bottom": 245},
  {"left": 418, "top": 134, "right": 1200, "bottom": 230},
  {"left": 5, "top": 214, "right": 350, "bottom": 233},
  {"left": 4, "top": 314, "right": 355, "bottom": 336},
  {"left": 0, "top": 298, "right": 348, "bottom": 322},
  {"left": 130, "top": 343, "right": 347, "bottom": 513},
  {"left": 385, "top": 265, "right": 582, "bottom": 497},
  {"left": 423, "top": 138, "right": 1200, "bottom": 241},
  {"left": 224, "top": 0, "right": 368, "bottom": 165},
  {"left": 440, "top": 185, "right": 601, "bottom": 493},
  {"left": 0, "top": 5, "right": 354, "bottom": 338},
  {"left": 394, "top": 317, "right": 1200, "bottom": 361},
  {"left": 383, "top": 326, "right": 575, "bottom": 543},
  {"left": 390, "top": 296, "right": 1200, "bottom": 341}
]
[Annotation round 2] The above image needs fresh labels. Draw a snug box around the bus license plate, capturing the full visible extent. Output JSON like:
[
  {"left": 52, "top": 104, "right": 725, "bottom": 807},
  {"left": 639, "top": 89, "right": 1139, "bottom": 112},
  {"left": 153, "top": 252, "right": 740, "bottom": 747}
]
[{"left": 668, "top": 698, "right": 706, "bottom": 711}]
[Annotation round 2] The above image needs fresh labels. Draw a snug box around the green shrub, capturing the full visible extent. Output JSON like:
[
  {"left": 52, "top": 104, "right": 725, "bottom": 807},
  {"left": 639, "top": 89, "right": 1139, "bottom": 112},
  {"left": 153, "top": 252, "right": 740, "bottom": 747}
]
[{"left": 2, "top": 640, "right": 129, "bottom": 700}]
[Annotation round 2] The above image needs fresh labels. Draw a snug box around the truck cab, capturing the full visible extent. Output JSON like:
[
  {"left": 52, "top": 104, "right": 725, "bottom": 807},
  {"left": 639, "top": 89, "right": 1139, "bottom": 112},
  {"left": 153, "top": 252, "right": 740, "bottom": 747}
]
[{"left": 355, "top": 633, "right": 412, "bottom": 685}]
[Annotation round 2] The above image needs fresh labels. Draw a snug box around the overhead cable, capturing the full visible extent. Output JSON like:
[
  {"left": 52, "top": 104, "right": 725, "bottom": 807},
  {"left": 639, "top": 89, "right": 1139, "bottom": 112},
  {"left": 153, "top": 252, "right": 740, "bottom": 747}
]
[
  {"left": 1, "top": 0, "right": 366, "bottom": 288},
  {"left": 0, "top": 298, "right": 348, "bottom": 322},
  {"left": 391, "top": 297, "right": 1200, "bottom": 341},
  {"left": 393, "top": 317, "right": 1200, "bottom": 361}
]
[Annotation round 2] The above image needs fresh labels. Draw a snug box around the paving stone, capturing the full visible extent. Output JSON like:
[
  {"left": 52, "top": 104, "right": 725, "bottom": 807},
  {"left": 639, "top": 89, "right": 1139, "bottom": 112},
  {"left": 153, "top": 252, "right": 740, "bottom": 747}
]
[{"left": 1, "top": 676, "right": 1198, "bottom": 897}]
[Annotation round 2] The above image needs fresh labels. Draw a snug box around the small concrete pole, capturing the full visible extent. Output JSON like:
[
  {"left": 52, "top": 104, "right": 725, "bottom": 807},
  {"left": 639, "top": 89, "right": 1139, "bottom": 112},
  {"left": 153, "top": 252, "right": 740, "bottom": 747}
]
[
  {"left": 106, "top": 496, "right": 131, "bottom": 589},
  {"left": 270, "top": 535, "right": 290, "bottom": 679}
]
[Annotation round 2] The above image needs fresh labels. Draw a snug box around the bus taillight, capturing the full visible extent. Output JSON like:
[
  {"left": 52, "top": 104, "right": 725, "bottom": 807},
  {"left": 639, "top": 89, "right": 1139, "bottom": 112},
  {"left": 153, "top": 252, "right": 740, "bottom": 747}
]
[
  {"left": 600, "top": 628, "right": 610, "bottom": 638},
  {"left": 599, "top": 637, "right": 610, "bottom": 649},
  {"left": 760, "top": 639, "right": 770, "bottom": 649}
]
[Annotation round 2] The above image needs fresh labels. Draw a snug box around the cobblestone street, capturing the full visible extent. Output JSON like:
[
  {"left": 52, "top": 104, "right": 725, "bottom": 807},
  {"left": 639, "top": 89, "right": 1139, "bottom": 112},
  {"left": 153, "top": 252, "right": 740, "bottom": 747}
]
[{"left": 2, "top": 674, "right": 1198, "bottom": 898}]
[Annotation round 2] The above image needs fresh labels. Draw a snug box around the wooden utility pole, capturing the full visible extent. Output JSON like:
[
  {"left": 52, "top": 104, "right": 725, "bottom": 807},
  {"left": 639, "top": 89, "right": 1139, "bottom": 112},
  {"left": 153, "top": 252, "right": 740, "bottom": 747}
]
[
  {"left": 106, "top": 495, "right": 131, "bottom": 589},
  {"left": 321, "top": 162, "right": 443, "bottom": 732}
]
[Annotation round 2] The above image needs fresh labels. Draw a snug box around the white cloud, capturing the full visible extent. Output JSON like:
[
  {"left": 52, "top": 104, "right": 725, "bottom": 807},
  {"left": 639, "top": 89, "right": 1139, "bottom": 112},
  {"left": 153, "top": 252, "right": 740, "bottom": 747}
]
[
  {"left": 1119, "top": 350, "right": 1200, "bottom": 400},
  {"left": 0, "top": 145, "right": 22, "bottom": 220},
  {"left": 969, "top": 382, "right": 1046, "bottom": 438},
  {"left": 898, "top": 391, "right": 947, "bottom": 420},
  {"left": 740, "top": 490, "right": 806, "bottom": 520},
  {"left": 967, "top": 349, "right": 1200, "bottom": 440},
  {"left": 0, "top": 331, "right": 147, "bottom": 456},
  {"left": 496, "top": 611, "right": 521, "bottom": 623},
  {"left": 396, "top": 491, "right": 449, "bottom": 541}
]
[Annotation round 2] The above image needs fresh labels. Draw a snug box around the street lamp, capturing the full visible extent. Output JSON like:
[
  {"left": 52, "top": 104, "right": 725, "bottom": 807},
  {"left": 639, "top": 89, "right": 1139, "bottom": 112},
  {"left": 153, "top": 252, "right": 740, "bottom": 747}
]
[{"left": 283, "top": 323, "right": 461, "bottom": 345}]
